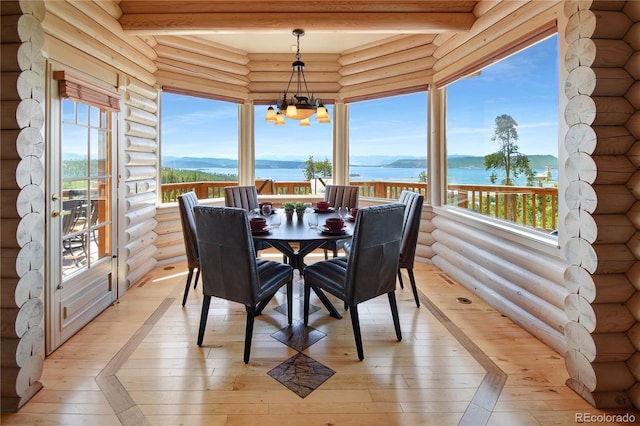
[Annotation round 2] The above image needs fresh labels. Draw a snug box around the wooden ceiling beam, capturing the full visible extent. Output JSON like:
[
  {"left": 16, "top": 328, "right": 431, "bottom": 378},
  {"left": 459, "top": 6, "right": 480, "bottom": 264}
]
[
  {"left": 119, "top": 1, "right": 477, "bottom": 14},
  {"left": 119, "top": 12, "right": 475, "bottom": 35}
]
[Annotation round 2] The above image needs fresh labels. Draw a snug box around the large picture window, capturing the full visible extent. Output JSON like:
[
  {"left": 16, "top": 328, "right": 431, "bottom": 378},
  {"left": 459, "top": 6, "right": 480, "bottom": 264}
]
[
  {"left": 349, "top": 92, "right": 428, "bottom": 199},
  {"left": 445, "top": 34, "right": 559, "bottom": 233},
  {"left": 160, "top": 92, "right": 239, "bottom": 201},
  {"left": 255, "top": 104, "right": 333, "bottom": 195}
]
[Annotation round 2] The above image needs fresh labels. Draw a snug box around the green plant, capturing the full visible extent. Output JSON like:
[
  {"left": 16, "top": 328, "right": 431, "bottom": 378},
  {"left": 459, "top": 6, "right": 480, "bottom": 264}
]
[
  {"left": 294, "top": 202, "right": 306, "bottom": 211},
  {"left": 283, "top": 202, "right": 295, "bottom": 211}
]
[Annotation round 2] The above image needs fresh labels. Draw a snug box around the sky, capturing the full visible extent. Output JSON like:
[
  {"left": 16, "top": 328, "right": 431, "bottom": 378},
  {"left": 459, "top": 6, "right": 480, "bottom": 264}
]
[{"left": 161, "top": 34, "right": 558, "bottom": 160}]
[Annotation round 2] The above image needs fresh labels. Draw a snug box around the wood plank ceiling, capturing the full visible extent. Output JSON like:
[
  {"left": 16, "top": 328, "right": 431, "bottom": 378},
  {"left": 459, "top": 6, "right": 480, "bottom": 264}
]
[{"left": 118, "top": 1, "right": 478, "bottom": 103}]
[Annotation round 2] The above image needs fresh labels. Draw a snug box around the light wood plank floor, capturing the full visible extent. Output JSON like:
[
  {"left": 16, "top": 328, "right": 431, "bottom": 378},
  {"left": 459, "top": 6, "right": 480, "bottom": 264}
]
[{"left": 2, "top": 252, "right": 637, "bottom": 425}]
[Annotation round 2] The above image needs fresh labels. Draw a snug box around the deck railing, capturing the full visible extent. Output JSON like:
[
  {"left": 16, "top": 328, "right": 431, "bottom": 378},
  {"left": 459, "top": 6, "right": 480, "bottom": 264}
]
[
  {"left": 161, "top": 180, "right": 557, "bottom": 231},
  {"left": 446, "top": 184, "right": 557, "bottom": 231}
]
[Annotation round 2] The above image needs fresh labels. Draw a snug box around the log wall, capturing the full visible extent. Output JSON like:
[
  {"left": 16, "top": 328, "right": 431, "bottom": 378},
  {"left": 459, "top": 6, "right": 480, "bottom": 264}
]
[
  {"left": 121, "top": 77, "right": 159, "bottom": 285},
  {"left": 0, "top": 0, "right": 46, "bottom": 412},
  {"left": 562, "top": 1, "right": 640, "bottom": 410},
  {"left": 431, "top": 213, "right": 570, "bottom": 354}
]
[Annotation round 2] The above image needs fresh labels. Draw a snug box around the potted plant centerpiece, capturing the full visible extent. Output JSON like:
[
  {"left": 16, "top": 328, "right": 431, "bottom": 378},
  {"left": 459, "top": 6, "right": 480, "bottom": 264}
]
[
  {"left": 295, "top": 202, "right": 306, "bottom": 221},
  {"left": 283, "top": 202, "right": 295, "bottom": 221}
]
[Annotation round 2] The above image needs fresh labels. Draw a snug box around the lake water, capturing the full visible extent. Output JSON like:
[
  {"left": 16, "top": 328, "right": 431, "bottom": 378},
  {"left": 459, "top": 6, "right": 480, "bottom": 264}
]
[{"left": 200, "top": 166, "right": 558, "bottom": 186}]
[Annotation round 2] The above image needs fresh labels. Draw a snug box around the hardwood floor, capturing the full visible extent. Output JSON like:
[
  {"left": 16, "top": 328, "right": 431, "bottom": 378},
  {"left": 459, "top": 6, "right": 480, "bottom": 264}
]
[{"left": 2, "top": 252, "right": 636, "bottom": 425}]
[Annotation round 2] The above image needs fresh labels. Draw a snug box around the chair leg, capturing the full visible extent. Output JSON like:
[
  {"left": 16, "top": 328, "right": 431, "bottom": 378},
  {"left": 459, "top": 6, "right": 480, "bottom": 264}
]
[
  {"left": 286, "top": 281, "right": 293, "bottom": 325},
  {"left": 349, "top": 304, "right": 364, "bottom": 361},
  {"left": 197, "top": 295, "right": 211, "bottom": 346},
  {"left": 397, "top": 269, "right": 404, "bottom": 289},
  {"left": 408, "top": 268, "right": 420, "bottom": 307},
  {"left": 303, "top": 284, "right": 311, "bottom": 325},
  {"left": 193, "top": 269, "right": 200, "bottom": 289},
  {"left": 255, "top": 296, "right": 271, "bottom": 316},
  {"left": 387, "top": 292, "right": 402, "bottom": 342},
  {"left": 182, "top": 269, "right": 194, "bottom": 306},
  {"left": 323, "top": 249, "right": 329, "bottom": 260},
  {"left": 244, "top": 306, "right": 256, "bottom": 364}
]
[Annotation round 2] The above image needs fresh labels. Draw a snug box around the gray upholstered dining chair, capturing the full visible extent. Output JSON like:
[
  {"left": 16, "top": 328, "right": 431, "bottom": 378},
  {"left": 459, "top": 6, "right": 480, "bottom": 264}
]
[
  {"left": 223, "top": 185, "right": 270, "bottom": 253},
  {"left": 303, "top": 203, "right": 405, "bottom": 361},
  {"left": 224, "top": 185, "right": 260, "bottom": 211},
  {"left": 194, "top": 206, "right": 293, "bottom": 364},
  {"left": 177, "top": 192, "right": 200, "bottom": 306},
  {"left": 323, "top": 185, "right": 360, "bottom": 258},
  {"left": 397, "top": 190, "right": 424, "bottom": 307}
]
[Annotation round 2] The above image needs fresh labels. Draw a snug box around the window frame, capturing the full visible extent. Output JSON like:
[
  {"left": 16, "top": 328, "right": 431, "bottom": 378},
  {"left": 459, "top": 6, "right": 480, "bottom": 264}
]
[{"left": 441, "top": 28, "right": 560, "bottom": 238}]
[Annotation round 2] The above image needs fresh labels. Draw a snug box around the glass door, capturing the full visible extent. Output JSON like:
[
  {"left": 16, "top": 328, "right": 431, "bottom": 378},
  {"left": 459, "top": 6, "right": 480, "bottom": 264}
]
[{"left": 47, "top": 98, "right": 117, "bottom": 353}]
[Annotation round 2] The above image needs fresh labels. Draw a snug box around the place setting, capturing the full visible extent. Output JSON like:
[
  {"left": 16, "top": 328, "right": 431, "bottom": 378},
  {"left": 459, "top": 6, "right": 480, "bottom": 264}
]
[
  {"left": 319, "top": 217, "right": 349, "bottom": 236},
  {"left": 250, "top": 217, "right": 270, "bottom": 235},
  {"left": 313, "top": 200, "right": 335, "bottom": 213},
  {"left": 345, "top": 207, "right": 358, "bottom": 222}
]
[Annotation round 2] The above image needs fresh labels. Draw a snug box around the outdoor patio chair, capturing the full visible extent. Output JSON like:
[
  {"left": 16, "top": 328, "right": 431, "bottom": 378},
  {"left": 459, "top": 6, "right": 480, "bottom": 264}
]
[
  {"left": 62, "top": 199, "right": 87, "bottom": 263},
  {"left": 303, "top": 203, "right": 405, "bottom": 360},
  {"left": 194, "top": 206, "right": 293, "bottom": 363}
]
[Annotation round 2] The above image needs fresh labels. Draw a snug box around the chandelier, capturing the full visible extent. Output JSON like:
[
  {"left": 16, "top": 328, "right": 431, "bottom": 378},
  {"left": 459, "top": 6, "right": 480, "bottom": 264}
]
[{"left": 264, "top": 29, "right": 330, "bottom": 126}]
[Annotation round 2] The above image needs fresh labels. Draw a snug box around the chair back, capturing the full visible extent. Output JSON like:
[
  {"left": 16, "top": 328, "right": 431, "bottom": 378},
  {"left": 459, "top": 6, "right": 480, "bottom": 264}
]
[
  {"left": 324, "top": 185, "right": 359, "bottom": 209},
  {"left": 178, "top": 192, "right": 200, "bottom": 269},
  {"left": 398, "top": 190, "right": 424, "bottom": 268},
  {"left": 345, "top": 203, "right": 405, "bottom": 305},
  {"left": 193, "top": 206, "right": 259, "bottom": 306},
  {"left": 224, "top": 186, "right": 259, "bottom": 211},
  {"left": 62, "top": 199, "right": 83, "bottom": 235}
]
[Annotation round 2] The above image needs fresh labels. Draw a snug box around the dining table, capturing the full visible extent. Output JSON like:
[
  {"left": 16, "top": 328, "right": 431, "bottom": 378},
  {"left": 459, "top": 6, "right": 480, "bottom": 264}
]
[{"left": 252, "top": 207, "right": 354, "bottom": 319}]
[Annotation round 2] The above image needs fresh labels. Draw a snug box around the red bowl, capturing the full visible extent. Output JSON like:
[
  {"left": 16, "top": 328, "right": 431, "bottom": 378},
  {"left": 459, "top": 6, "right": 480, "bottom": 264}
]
[
  {"left": 325, "top": 217, "right": 344, "bottom": 231},
  {"left": 250, "top": 217, "right": 267, "bottom": 230}
]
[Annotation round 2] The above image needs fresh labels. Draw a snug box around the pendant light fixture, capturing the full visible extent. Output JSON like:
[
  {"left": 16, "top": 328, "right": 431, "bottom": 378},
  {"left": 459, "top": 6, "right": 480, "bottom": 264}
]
[{"left": 265, "top": 29, "right": 330, "bottom": 126}]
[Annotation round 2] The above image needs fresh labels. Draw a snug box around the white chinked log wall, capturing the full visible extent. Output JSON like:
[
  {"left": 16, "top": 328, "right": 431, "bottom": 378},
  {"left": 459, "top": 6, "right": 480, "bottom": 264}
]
[
  {"left": 431, "top": 214, "right": 570, "bottom": 354},
  {"left": 121, "top": 78, "right": 159, "bottom": 285},
  {"left": 561, "top": 1, "right": 640, "bottom": 410},
  {"left": 0, "top": 0, "right": 47, "bottom": 411}
]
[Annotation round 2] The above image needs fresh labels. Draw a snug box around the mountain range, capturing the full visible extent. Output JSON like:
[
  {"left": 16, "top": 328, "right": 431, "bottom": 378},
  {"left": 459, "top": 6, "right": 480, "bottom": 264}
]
[{"left": 162, "top": 155, "right": 558, "bottom": 170}]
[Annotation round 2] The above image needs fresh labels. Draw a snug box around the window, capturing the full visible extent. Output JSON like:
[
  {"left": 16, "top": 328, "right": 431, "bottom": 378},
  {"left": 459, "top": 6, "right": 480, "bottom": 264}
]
[
  {"left": 349, "top": 92, "right": 428, "bottom": 199},
  {"left": 255, "top": 104, "right": 333, "bottom": 194},
  {"left": 445, "top": 34, "right": 559, "bottom": 232},
  {"left": 160, "top": 92, "right": 239, "bottom": 201},
  {"left": 61, "top": 99, "right": 113, "bottom": 276}
]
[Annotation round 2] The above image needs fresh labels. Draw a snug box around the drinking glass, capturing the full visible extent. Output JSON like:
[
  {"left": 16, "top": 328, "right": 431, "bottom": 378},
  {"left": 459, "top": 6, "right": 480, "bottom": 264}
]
[
  {"left": 270, "top": 212, "right": 281, "bottom": 228},
  {"left": 307, "top": 213, "right": 318, "bottom": 229},
  {"left": 303, "top": 202, "right": 313, "bottom": 212},
  {"left": 338, "top": 206, "right": 349, "bottom": 219}
]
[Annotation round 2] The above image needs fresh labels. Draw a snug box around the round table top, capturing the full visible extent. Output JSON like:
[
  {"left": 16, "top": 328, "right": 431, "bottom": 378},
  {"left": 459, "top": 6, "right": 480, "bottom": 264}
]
[{"left": 251, "top": 209, "right": 354, "bottom": 242}]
